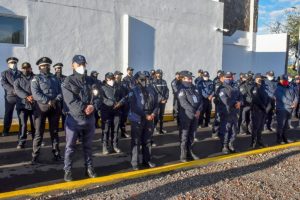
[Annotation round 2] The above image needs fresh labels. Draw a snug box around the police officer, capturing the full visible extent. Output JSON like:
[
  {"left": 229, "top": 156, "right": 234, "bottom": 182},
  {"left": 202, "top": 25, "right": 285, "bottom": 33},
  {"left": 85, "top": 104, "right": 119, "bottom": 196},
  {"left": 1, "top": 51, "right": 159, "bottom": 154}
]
[
  {"left": 177, "top": 71, "right": 203, "bottom": 162},
  {"left": 1, "top": 57, "right": 20, "bottom": 136},
  {"left": 31, "top": 57, "right": 62, "bottom": 164},
  {"left": 122, "top": 67, "right": 135, "bottom": 90},
  {"left": 171, "top": 72, "right": 181, "bottom": 126},
  {"left": 149, "top": 69, "right": 156, "bottom": 83},
  {"left": 53, "top": 63, "right": 66, "bottom": 131},
  {"left": 264, "top": 71, "right": 277, "bottom": 132},
  {"left": 115, "top": 70, "right": 129, "bottom": 138},
  {"left": 239, "top": 72, "right": 254, "bottom": 135},
  {"left": 62, "top": 55, "right": 101, "bottom": 181},
  {"left": 128, "top": 71, "right": 159, "bottom": 170},
  {"left": 288, "top": 74, "right": 298, "bottom": 129},
  {"left": 250, "top": 74, "right": 270, "bottom": 148},
  {"left": 90, "top": 70, "right": 102, "bottom": 128},
  {"left": 237, "top": 73, "right": 248, "bottom": 133},
  {"left": 101, "top": 72, "right": 126, "bottom": 154},
  {"left": 14, "top": 62, "right": 35, "bottom": 149},
  {"left": 197, "top": 71, "right": 214, "bottom": 128},
  {"left": 218, "top": 72, "right": 242, "bottom": 154},
  {"left": 212, "top": 71, "right": 225, "bottom": 138},
  {"left": 194, "top": 69, "right": 204, "bottom": 85},
  {"left": 274, "top": 75, "right": 298, "bottom": 144},
  {"left": 152, "top": 69, "right": 169, "bottom": 134}
]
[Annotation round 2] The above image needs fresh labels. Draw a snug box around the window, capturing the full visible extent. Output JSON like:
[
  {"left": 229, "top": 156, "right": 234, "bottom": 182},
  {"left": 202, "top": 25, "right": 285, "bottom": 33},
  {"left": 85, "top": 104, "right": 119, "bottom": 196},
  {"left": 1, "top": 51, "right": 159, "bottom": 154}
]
[{"left": 0, "top": 15, "right": 25, "bottom": 45}]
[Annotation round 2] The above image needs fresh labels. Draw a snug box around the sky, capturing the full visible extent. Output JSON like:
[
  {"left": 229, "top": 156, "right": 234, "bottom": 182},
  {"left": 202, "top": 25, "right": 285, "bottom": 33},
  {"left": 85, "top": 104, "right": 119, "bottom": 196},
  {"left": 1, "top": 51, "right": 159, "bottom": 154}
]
[{"left": 258, "top": 0, "right": 300, "bottom": 34}]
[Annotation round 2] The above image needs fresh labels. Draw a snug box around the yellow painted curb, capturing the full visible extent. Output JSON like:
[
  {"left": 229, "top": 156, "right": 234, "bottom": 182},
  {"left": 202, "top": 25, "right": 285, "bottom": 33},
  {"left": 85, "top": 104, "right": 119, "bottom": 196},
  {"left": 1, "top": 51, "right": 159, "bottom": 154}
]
[{"left": 0, "top": 141, "right": 299, "bottom": 199}]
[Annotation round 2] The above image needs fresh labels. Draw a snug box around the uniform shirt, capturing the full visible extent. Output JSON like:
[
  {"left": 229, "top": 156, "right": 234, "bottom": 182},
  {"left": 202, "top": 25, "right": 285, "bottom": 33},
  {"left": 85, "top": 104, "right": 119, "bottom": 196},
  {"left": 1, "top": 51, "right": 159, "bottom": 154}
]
[
  {"left": 264, "top": 79, "right": 277, "bottom": 99},
  {"left": 218, "top": 82, "right": 242, "bottom": 117},
  {"left": 239, "top": 80, "right": 254, "bottom": 106},
  {"left": 14, "top": 72, "right": 35, "bottom": 110},
  {"left": 171, "top": 78, "right": 181, "bottom": 95},
  {"left": 251, "top": 83, "right": 270, "bottom": 112},
  {"left": 194, "top": 76, "right": 203, "bottom": 85},
  {"left": 1, "top": 68, "right": 21, "bottom": 97},
  {"left": 128, "top": 85, "right": 159, "bottom": 123},
  {"left": 31, "top": 73, "right": 62, "bottom": 105},
  {"left": 152, "top": 78, "right": 169, "bottom": 102},
  {"left": 61, "top": 72, "right": 102, "bottom": 120},
  {"left": 197, "top": 79, "right": 214, "bottom": 99},
  {"left": 101, "top": 83, "right": 126, "bottom": 111},
  {"left": 122, "top": 75, "right": 136, "bottom": 91},
  {"left": 178, "top": 83, "right": 203, "bottom": 120},
  {"left": 274, "top": 84, "right": 298, "bottom": 113}
]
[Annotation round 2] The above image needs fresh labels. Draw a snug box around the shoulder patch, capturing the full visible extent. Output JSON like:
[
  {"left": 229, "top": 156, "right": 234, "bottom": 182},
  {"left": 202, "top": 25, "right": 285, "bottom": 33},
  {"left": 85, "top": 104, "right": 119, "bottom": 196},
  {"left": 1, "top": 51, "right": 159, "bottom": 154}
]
[{"left": 219, "top": 91, "right": 224, "bottom": 97}]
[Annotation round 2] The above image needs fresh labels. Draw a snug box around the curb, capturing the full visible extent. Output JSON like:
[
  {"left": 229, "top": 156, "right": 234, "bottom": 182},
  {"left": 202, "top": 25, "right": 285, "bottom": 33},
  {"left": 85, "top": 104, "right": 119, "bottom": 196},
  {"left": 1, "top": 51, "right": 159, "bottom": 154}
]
[{"left": 0, "top": 141, "right": 299, "bottom": 199}]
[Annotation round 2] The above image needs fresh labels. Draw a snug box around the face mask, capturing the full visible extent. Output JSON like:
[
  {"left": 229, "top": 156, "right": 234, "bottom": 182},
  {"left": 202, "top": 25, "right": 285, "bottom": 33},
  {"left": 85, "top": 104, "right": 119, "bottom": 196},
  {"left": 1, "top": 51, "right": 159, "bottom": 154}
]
[
  {"left": 138, "top": 79, "right": 146, "bottom": 87},
  {"left": 267, "top": 76, "right": 274, "bottom": 81},
  {"left": 224, "top": 79, "right": 232, "bottom": 85},
  {"left": 182, "top": 81, "right": 192, "bottom": 88},
  {"left": 22, "top": 70, "right": 31, "bottom": 76},
  {"left": 9, "top": 63, "right": 17, "bottom": 70},
  {"left": 281, "top": 80, "right": 289, "bottom": 87},
  {"left": 203, "top": 77, "right": 209, "bottom": 81},
  {"left": 288, "top": 78, "right": 293, "bottom": 82},
  {"left": 40, "top": 66, "right": 50, "bottom": 74},
  {"left": 107, "top": 80, "right": 115, "bottom": 86},
  {"left": 75, "top": 66, "right": 85, "bottom": 75}
]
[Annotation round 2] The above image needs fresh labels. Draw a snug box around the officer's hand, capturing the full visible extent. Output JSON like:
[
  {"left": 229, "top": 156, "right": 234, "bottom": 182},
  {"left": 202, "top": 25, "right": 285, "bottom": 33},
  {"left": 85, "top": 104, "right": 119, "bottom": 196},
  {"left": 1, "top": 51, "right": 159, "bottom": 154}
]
[
  {"left": 291, "top": 103, "right": 297, "bottom": 109},
  {"left": 48, "top": 100, "right": 56, "bottom": 108},
  {"left": 161, "top": 100, "right": 167, "bottom": 104},
  {"left": 146, "top": 114, "right": 153, "bottom": 121},
  {"left": 195, "top": 111, "right": 201, "bottom": 119},
  {"left": 235, "top": 102, "right": 241, "bottom": 109},
  {"left": 84, "top": 105, "right": 94, "bottom": 115},
  {"left": 208, "top": 95, "right": 213, "bottom": 101},
  {"left": 113, "top": 102, "right": 121, "bottom": 110},
  {"left": 26, "top": 95, "right": 34, "bottom": 103}
]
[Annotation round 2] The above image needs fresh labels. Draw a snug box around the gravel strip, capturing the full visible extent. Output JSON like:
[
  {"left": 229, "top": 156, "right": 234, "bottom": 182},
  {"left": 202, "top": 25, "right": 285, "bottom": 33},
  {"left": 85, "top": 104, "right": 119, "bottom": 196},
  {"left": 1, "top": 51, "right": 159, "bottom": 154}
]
[{"left": 34, "top": 147, "right": 300, "bottom": 200}]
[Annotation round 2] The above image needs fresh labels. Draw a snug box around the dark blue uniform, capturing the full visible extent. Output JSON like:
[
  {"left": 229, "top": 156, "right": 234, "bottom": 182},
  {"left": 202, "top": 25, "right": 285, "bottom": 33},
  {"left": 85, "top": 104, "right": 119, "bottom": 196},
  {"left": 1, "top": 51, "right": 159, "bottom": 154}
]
[
  {"left": 128, "top": 83, "right": 159, "bottom": 169},
  {"left": 239, "top": 80, "right": 254, "bottom": 134},
  {"left": 218, "top": 81, "right": 242, "bottom": 152},
  {"left": 250, "top": 83, "right": 270, "bottom": 147},
  {"left": 101, "top": 81, "right": 126, "bottom": 153},
  {"left": 14, "top": 72, "right": 35, "bottom": 147},
  {"left": 55, "top": 73, "right": 67, "bottom": 131},
  {"left": 178, "top": 82, "right": 203, "bottom": 161},
  {"left": 171, "top": 78, "right": 181, "bottom": 126},
  {"left": 197, "top": 79, "right": 214, "bottom": 127},
  {"left": 274, "top": 83, "right": 298, "bottom": 143},
  {"left": 62, "top": 71, "right": 102, "bottom": 172},
  {"left": 264, "top": 78, "right": 277, "bottom": 130},
  {"left": 31, "top": 72, "right": 62, "bottom": 161},
  {"left": 1, "top": 68, "right": 20, "bottom": 135},
  {"left": 152, "top": 78, "right": 169, "bottom": 133},
  {"left": 212, "top": 78, "right": 222, "bottom": 135}
]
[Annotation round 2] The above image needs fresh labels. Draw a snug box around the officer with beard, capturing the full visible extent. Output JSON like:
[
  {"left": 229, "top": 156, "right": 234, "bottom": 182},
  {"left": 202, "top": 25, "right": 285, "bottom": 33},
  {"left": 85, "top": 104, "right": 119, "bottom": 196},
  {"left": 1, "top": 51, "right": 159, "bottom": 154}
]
[
  {"left": 128, "top": 71, "right": 159, "bottom": 170},
  {"left": 1, "top": 57, "right": 21, "bottom": 136},
  {"left": 53, "top": 63, "right": 67, "bottom": 131},
  {"left": 178, "top": 71, "right": 203, "bottom": 162},
  {"left": 31, "top": 57, "right": 63, "bottom": 164},
  {"left": 14, "top": 62, "right": 35, "bottom": 149}
]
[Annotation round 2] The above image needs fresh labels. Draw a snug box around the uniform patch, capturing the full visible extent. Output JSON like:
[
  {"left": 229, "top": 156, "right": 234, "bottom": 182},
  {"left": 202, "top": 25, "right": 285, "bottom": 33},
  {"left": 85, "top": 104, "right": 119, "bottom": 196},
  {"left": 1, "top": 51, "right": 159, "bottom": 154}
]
[
  {"left": 178, "top": 91, "right": 184, "bottom": 97},
  {"left": 219, "top": 91, "right": 224, "bottom": 97}
]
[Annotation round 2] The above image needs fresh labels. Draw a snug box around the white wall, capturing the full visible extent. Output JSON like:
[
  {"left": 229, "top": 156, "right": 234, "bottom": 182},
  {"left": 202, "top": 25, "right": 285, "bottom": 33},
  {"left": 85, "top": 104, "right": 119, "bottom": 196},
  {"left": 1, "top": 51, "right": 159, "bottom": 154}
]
[
  {"left": 0, "top": 0, "right": 224, "bottom": 117},
  {"left": 222, "top": 31, "right": 288, "bottom": 77}
]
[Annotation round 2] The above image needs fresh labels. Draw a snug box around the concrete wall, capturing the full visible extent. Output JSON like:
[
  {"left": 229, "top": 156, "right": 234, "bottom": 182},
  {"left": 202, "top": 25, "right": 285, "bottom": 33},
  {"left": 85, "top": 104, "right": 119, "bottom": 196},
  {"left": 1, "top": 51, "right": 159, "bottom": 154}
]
[
  {"left": 222, "top": 31, "right": 288, "bottom": 76},
  {"left": 0, "top": 0, "right": 224, "bottom": 117}
]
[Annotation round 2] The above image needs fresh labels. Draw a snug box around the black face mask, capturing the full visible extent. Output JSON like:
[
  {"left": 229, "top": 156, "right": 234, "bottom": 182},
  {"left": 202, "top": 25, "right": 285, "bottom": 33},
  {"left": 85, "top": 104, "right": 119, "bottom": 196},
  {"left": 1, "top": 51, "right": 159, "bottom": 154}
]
[
  {"left": 182, "top": 81, "right": 192, "bottom": 88},
  {"left": 138, "top": 79, "right": 146, "bottom": 88},
  {"left": 40, "top": 67, "right": 50, "bottom": 74},
  {"left": 22, "top": 70, "right": 31, "bottom": 76}
]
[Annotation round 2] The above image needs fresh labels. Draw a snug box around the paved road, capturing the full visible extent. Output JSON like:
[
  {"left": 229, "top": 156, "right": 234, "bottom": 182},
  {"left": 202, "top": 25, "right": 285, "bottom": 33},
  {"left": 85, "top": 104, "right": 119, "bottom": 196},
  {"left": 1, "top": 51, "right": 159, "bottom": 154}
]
[{"left": 0, "top": 120, "right": 300, "bottom": 193}]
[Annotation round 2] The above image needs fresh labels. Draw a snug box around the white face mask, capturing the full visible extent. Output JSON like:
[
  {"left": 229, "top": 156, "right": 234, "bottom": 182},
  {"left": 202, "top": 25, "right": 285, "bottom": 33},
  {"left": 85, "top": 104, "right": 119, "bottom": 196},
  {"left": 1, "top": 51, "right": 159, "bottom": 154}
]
[
  {"left": 107, "top": 80, "right": 115, "bottom": 86},
  {"left": 8, "top": 63, "right": 17, "bottom": 70},
  {"left": 75, "top": 66, "right": 85, "bottom": 75},
  {"left": 288, "top": 78, "right": 293, "bottom": 82},
  {"left": 267, "top": 76, "right": 274, "bottom": 81},
  {"left": 203, "top": 77, "right": 209, "bottom": 81}
]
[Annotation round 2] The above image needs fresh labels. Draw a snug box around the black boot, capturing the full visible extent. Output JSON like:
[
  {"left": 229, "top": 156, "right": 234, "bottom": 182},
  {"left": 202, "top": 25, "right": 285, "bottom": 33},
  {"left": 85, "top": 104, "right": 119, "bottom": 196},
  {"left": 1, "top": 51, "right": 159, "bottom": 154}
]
[
  {"left": 102, "top": 143, "right": 109, "bottom": 155},
  {"left": 222, "top": 146, "right": 230, "bottom": 154},
  {"left": 180, "top": 147, "right": 188, "bottom": 162},
  {"left": 86, "top": 167, "right": 97, "bottom": 178},
  {"left": 64, "top": 170, "right": 73, "bottom": 182},
  {"left": 228, "top": 142, "right": 236, "bottom": 153}
]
